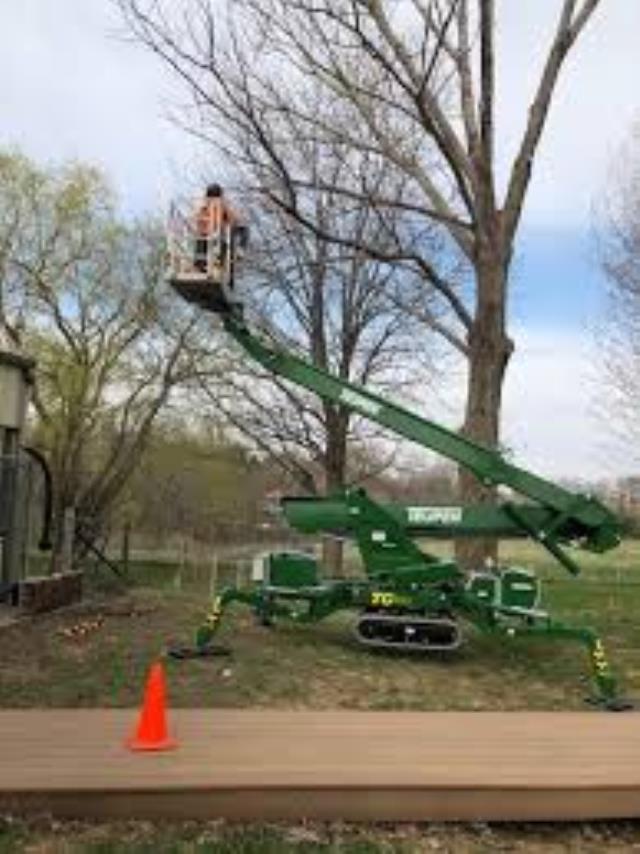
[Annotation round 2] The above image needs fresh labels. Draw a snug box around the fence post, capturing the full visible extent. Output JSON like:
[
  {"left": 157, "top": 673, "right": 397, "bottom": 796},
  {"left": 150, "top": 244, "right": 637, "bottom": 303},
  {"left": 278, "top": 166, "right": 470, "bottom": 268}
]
[
  {"left": 236, "top": 559, "right": 248, "bottom": 588},
  {"left": 180, "top": 535, "right": 188, "bottom": 577},
  {"left": 209, "top": 553, "right": 218, "bottom": 597},
  {"left": 173, "top": 568, "right": 182, "bottom": 591},
  {"left": 121, "top": 520, "right": 131, "bottom": 576}
]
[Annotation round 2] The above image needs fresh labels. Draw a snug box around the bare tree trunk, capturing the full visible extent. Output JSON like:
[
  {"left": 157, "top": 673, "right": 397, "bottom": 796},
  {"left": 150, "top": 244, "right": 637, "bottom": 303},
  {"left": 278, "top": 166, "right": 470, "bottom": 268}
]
[
  {"left": 121, "top": 520, "right": 131, "bottom": 576},
  {"left": 49, "top": 506, "right": 76, "bottom": 576},
  {"left": 457, "top": 241, "right": 513, "bottom": 570},
  {"left": 321, "top": 406, "right": 348, "bottom": 576}
]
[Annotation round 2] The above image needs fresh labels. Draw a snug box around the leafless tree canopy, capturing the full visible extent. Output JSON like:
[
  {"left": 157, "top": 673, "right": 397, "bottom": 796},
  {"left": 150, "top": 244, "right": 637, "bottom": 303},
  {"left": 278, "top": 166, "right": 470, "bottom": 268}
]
[
  {"left": 190, "top": 122, "right": 438, "bottom": 493},
  {"left": 596, "top": 126, "right": 640, "bottom": 460},
  {"left": 118, "top": 0, "right": 602, "bottom": 420},
  {"left": 118, "top": 0, "right": 605, "bottom": 563}
]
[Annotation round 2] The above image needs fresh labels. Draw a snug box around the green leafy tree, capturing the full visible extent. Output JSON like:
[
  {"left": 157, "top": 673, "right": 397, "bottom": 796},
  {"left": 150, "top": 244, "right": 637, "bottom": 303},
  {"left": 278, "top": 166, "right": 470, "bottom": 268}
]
[{"left": 0, "top": 149, "right": 207, "bottom": 561}]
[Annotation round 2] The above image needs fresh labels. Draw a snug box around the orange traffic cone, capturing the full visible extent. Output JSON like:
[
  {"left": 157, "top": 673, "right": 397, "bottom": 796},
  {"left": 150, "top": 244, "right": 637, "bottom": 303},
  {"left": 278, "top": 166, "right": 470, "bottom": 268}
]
[{"left": 126, "top": 661, "right": 178, "bottom": 751}]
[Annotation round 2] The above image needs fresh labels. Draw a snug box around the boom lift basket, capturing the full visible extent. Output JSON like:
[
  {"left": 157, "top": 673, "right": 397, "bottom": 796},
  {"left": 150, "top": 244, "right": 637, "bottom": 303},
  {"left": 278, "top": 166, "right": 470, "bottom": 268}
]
[{"left": 166, "top": 200, "right": 241, "bottom": 312}]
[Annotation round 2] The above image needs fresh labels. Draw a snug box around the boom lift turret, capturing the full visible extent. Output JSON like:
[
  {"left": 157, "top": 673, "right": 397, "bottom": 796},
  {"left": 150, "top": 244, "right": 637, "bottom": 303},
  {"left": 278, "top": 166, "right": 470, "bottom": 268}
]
[{"left": 166, "top": 198, "right": 630, "bottom": 710}]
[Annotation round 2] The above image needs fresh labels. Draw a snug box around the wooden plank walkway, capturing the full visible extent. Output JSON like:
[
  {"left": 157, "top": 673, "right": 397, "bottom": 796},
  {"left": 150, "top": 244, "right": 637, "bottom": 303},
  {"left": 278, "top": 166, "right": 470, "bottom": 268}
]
[{"left": 0, "top": 710, "right": 639, "bottom": 821}]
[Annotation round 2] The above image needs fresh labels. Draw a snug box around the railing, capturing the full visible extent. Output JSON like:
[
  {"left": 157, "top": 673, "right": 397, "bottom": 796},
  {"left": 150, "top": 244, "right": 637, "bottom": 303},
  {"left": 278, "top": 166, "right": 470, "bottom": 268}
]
[{"left": 167, "top": 200, "right": 235, "bottom": 285}]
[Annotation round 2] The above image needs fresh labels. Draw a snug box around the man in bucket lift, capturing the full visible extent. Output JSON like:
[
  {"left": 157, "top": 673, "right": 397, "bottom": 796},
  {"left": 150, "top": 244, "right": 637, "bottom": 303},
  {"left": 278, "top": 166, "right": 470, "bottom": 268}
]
[{"left": 194, "top": 184, "right": 248, "bottom": 286}]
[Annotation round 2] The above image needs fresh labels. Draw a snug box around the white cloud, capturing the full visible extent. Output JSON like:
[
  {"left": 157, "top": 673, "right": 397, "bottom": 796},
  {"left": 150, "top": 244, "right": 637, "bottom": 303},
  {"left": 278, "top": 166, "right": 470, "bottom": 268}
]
[
  {"left": 386, "top": 326, "right": 629, "bottom": 483},
  {"left": 501, "top": 325, "right": 631, "bottom": 481},
  {"left": 0, "top": 0, "right": 199, "bottom": 211},
  {"left": 495, "top": 0, "right": 640, "bottom": 229},
  {"left": 1, "top": 1, "right": 638, "bottom": 225}
]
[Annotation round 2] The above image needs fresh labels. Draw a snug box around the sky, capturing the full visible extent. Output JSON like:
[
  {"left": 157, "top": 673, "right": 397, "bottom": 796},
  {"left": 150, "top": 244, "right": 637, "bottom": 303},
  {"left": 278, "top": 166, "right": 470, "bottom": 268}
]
[{"left": 1, "top": 0, "right": 639, "bottom": 481}]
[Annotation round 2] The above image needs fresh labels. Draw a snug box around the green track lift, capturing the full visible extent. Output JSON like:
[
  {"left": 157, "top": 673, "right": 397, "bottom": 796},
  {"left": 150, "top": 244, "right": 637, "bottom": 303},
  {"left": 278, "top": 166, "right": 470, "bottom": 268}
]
[{"left": 166, "top": 211, "right": 631, "bottom": 710}]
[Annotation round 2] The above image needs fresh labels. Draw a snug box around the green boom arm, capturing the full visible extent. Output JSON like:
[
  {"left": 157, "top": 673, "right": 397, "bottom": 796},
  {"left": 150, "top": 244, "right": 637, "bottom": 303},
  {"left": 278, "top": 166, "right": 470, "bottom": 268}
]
[{"left": 222, "top": 312, "right": 621, "bottom": 565}]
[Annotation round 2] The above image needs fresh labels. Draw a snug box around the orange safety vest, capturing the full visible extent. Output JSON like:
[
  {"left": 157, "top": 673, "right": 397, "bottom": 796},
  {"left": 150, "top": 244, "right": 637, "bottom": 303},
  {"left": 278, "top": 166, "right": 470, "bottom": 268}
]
[{"left": 195, "top": 198, "right": 238, "bottom": 236}]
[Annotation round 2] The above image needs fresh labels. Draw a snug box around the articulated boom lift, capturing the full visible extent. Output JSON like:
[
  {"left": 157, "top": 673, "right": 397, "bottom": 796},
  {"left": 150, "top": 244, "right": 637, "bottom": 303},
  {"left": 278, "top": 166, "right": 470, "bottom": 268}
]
[{"left": 167, "top": 216, "right": 629, "bottom": 709}]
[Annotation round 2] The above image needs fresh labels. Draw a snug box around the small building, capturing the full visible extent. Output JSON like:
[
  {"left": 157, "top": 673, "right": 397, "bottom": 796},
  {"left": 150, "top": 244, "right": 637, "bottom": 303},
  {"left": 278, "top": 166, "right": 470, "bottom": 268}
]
[{"left": 0, "top": 350, "right": 36, "bottom": 591}]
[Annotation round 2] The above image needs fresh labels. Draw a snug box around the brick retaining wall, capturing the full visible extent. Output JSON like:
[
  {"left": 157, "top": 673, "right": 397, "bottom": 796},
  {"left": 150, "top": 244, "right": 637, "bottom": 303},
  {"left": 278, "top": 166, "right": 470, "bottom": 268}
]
[{"left": 19, "top": 572, "right": 83, "bottom": 614}]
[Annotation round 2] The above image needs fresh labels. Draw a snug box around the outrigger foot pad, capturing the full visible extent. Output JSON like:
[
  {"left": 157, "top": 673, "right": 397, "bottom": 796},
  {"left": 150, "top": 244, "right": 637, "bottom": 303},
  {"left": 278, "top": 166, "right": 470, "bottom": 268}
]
[
  {"left": 166, "top": 643, "right": 232, "bottom": 660},
  {"left": 584, "top": 696, "right": 635, "bottom": 712},
  {"left": 605, "top": 698, "right": 635, "bottom": 712}
]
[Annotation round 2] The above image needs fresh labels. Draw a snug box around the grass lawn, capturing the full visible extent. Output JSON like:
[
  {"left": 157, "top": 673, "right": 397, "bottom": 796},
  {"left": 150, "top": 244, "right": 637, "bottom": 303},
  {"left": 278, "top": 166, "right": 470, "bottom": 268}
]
[
  {"left": 1, "top": 540, "right": 639, "bottom": 851},
  {"left": 2, "top": 815, "right": 640, "bottom": 853}
]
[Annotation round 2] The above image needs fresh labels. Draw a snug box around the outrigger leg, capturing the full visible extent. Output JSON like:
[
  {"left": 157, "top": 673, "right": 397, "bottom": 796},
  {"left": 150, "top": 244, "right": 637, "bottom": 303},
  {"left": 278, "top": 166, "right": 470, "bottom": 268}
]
[
  {"left": 167, "top": 586, "right": 267, "bottom": 659},
  {"left": 500, "top": 619, "right": 633, "bottom": 711},
  {"left": 167, "top": 590, "right": 232, "bottom": 659}
]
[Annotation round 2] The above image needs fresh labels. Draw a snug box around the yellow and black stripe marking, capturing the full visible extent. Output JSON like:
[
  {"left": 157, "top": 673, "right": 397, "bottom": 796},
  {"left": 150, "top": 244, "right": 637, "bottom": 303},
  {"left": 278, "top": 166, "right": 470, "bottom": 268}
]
[
  {"left": 591, "top": 639, "right": 611, "bottom": 676},
  {"left": 204, "top": 595, "right": 223, "bottom": 630}
]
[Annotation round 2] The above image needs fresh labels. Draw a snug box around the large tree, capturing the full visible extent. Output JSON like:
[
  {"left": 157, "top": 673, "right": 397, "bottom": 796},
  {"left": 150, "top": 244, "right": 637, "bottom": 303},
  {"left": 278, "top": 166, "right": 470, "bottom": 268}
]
[
  {"left": 0, "top": 149, "right": 208, "bottom": 560},
  {"left": 120, "top": 0, "right": 605, "bottom": 564}
]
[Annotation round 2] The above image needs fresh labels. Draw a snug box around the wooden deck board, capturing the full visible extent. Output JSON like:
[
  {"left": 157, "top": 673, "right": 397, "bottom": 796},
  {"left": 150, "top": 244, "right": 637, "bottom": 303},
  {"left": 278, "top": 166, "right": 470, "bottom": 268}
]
[{"left": 0, "top": 710, "right": 639, "bottom": 821}]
